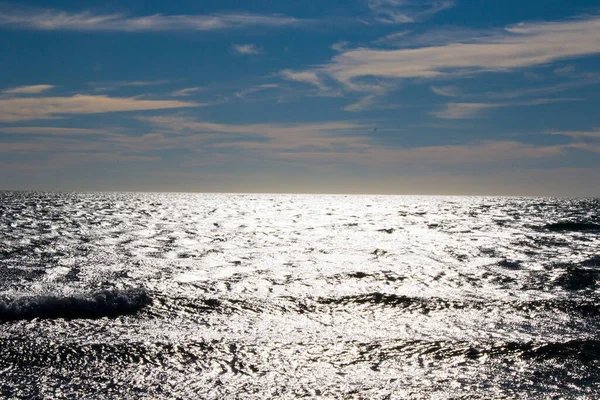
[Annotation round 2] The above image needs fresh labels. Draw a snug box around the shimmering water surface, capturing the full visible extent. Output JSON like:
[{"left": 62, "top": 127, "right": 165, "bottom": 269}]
[{"left": 1, "top": 192, "right": 600, "bottom": 399}]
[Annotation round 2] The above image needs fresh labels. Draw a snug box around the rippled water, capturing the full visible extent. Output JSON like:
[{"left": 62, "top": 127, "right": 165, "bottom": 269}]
[{"left": 1, "top": 192, "right": 599, "bottom": 398}]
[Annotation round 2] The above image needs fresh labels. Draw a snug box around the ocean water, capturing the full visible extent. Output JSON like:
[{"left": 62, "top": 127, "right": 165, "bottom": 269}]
[{"left": 1, "top": 191, "right": 600, "bottom": 399}]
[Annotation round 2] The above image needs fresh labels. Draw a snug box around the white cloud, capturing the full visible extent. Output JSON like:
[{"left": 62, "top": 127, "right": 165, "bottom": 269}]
[
  {"left": 432, "top": 103, "right": 497, "bottom": 119},
  {"left": 0, "top": 94, "right": 200, "bottom": 122},
  {"left": 549, "top": 128, "right": 600, "bottom": 139},
  {"left": 367, "top": 0, "right": 454, "bottom": 24},
  {"left": 331, "top": 41, "right": 350, "bottom": 52},
  {"left": 3, "top": 84, "right": 54, "bottom": 94},
  {"left": 554, "top": 65, "right": 576, "bottom": 76},
  {"left": 480, "top": 76, "right": 600, "bottom": 100},
  {"left": 277, "top": 140, "right": 566, "bottom": 166},
  {"left": 430, "top": 85, "right": 460, "bottom": 97},
  {"left": 0, "top": 126, "right": 110, "bottom": 135},
  {"left": 343, "top": 95, "right": 376, "bottom": 112},
  {"left": 280, "top": 70, "right": 329, "bottom": 92},
  {"left": 390, "top": 141, "right": 564, "bottom": 164},
  {"left": 170, "top": 87, "right": 203, "bottom": 97},
  {"left": 295, "top": 16, "right": 600, "bottom": 93},
  {"left": 234, "top": 84, "right": 279, "bottom": 99},
  {"left": 432, "top": 98, "right": 582, "bottom": 119},
  {"left": 232, "top": 44, "right": 262, "bottom": 55},
  {"left": 88, "top": 80, "right": 171, "bottom": 92},
  {"left": 373, "top": 30, "right": 411, "bottom": 45},
  {"left": 137, "top": 115, "right": 578, "bottom": 166},
  {"left": 0, "top": 7, "right": 303, "bottom": 32},
  {"left": 140, "top": 115, "right": 370, "bottom": 150}
]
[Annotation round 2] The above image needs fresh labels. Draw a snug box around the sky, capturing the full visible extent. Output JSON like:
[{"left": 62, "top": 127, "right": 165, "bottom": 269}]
[{"left": 1, "top": 0, "right": 600, "bottom": 195}]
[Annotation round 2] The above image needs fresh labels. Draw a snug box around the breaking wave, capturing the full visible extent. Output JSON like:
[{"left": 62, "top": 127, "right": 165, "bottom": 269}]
[{"left": 0, "top": 289, "right": 151, "bottom": 321}]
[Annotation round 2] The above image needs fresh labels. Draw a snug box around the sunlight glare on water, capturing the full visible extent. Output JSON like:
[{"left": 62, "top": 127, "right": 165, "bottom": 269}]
[{"left": 1, "top": 192, "right": 600, "bottom": 398}]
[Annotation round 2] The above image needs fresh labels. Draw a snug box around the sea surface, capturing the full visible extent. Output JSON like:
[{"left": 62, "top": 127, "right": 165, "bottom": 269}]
[{"left": 1, "top": 192, "right": 600, "bottom": 399}]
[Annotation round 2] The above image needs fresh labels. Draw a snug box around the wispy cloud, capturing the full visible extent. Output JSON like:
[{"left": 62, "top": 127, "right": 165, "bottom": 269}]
[
  {"left": 234, "top": 84, "right": 279, "bottom": 99},
  {"left": 429, "top": 72, "right": 600, "bottom": 102},
  {"left": 367, "top": 0, "right": 454, "bottom": 24},
  {"left": 138, "top": 115, "right": 576, "bottom": 167},
  {"left": 481, "top": 74, "right": 600, "bottom": 100},
  {"left": 2, "top": 84, "right": 54, "bottom": 94},
  {"left": 430, "top": 85, "right": 460, "bottom": 97},
  {"left": 343, "top": 95, "right": 376, "bottom": 112},
  {"left": 0, "top": 126, "right": 111, "bottom": 135},
  {"left": 232, "top": 44, "right": 262, "bottom": 55},
  {"left": 566, "top": 142, "right": 600, "bottom": 154},
  {"left": 276, "top": 140, "right": 566, "bottom": 167},
  {"left": 292, "top": 16, "right": 600, "bottom": 94},
  {"left": 139, "top": 115, "right": 371, "bottom": 153},
  {"left": 432, "top": 98, "right": 583, "bottom": 119},
  {"left": 0, "top": 6, "right": 304, "bottom": 32},
  {"left": 280, "top": 70, "right": 331, "bottom": 93},
  {"left": 549, "top": 128, "right": 600, "bottom": 139},
  {"left": 554, "top": 65, "right": 576, "bottom": 76},
  {"left": 88, "top": 80, "right": 172, "bottom": 92},
  {"left": 0, "top": 94, "right": 200, "bottom": 122},
  {"left": 432, "top": 102, "right": 498, "bottom": 119},
  {"left": 170, "top": 87, "right": 203, "bottom": 97},
  {"left": 331, "top": 41, "right": 350, "bottom": 52},
  {"left": 373, "top": 30, "right": 411, "bottom": 45}
]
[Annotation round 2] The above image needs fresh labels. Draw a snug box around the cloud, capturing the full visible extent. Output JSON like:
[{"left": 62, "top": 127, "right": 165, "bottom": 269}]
[
  {"left": 234, "top": 84, "right": 279, "bottom": 99},
  {"left": 367, "top": 0, "right": 454, "bottom": 24},
  {"left": 140, "top": 115, "right": 370, "bottom": 150},
  {"left": 554, "top": 65, "right": 576, "bottom": 76},
  {"left": 292, "top": 16, "right": 600, "bottom": 93},
  {"left": 170, "top": 87, "right": 203, "bottom": 97},
  {"left": 480, "top": 73, "right": 600, "bottom": 100},
  {"left": 549, "top": 128, "right": 600, "bottom": 139},
  {"left": 373, "top": 30, "right": 411, "bottom": 45},
  {"left": 432, "top": 98, "right": 583, "bottom": 119},
  {"left": 430, "top": 85, "right": 460, "bottom": 97},
  {"left": 432, "top": 102, "right": 498, "bottom": 119},
  {"left": 343, "top": 95, "right": 376, "bottom": 112},
  {"left": 566, "top": 142, "right": 600, "bottom": 153},
  {"left": 278, "top": 140, "right": 566, "bottom": 167},
  {"left": 0, "top": 94, "right": 200, "bottom": 122},
  {"left": 280, "top": 70, "right": 330, "bottom": 92},
  {"left": 3, "top": 84, "right": 54, "bottom": 94},
  {"left": 138, "top": 115, "right": 576, "bottom": 167},
  {"left": 0, "top": 6, "right": 304, "bottom": 32},
  {"left": 232, "top": 44, "right": 262, "bottom": 55},
  {"left": 88, "top": 80, "right": 172, "bottom": 92},
  {"left": 391, "top": 141, "right": 564, "bottom": 164},
  {"left": 0, "top": 126, "right": 110, "bottom": 135},
  {"left": 331, "top": 41, "right": 350, "bottom": 52}
]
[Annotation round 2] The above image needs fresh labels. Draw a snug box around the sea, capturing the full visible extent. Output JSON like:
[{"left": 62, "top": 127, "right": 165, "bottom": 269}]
[{"left": 1, "top": 191, "right": 599, "bottom": 399}]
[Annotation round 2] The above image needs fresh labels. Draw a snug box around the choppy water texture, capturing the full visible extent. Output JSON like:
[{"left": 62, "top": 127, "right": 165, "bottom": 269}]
[{"left": 1, "top": 192, "right": 600, "bottom": 399}]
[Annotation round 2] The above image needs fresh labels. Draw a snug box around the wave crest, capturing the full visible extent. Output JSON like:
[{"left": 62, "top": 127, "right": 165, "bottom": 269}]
[{"left": 0, "top": 288, "right": 151, "bottom": 321}]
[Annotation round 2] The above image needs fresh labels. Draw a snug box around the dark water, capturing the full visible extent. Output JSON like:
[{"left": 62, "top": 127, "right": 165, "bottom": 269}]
[{"left": 1, "top": 191, "right": 599, "bottom": 399}]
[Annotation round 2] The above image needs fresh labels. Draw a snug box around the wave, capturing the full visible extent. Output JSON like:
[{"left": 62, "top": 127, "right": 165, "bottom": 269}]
[
  {"left": 545, "top": 221, "right": 600, "bottom": 232},
  {"left": 343, "top": 339, "right": 600, "bottom": 365},
  {"left": 0, "top": 339, "right": 214, "bottom": 369},
  {"left": 0, "top": 288, "right": 151, "bottom": 321},
  {"left": 316, "top": 292, "right": 600, "bottom": 317},
  {"left": 550, "top": 255, "right": 600, "bottom": 291},
  {"left": 317, "top": 292, "right": 473, "bottom": 313},
  {"left": 3, "top": 338, "right": 597, "bottom": 373},
  {"left": 554, "top": 267, "right": 600, "bottom": 291}
]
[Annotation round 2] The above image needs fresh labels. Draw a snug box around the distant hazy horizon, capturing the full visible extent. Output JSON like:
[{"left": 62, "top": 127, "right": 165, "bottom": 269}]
[{"left": 2, "top": 182, "right": 600, "bottom": 198}]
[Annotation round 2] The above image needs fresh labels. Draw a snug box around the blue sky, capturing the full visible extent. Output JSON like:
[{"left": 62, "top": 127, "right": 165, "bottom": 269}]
[{"left": 1, "top": 0, "right": 600, "bottom": 195}]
